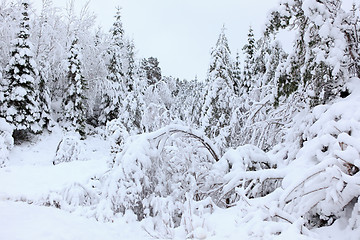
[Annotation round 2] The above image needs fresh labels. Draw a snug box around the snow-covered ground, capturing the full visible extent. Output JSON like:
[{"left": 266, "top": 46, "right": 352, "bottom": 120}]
[
  {"left": 0, "top": 201, "right": 149, "bottom": 240},
  {"left": 0, "top": 128, "right": 150, "bottom": 240}
]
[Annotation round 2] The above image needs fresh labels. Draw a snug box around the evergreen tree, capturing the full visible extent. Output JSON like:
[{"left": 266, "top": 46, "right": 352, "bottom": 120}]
[
  {"left": 61, "top": 36, "right": 87, "bottom": 138},
  {"left": 242, "top": 26, "right": 256, "bottom": 93},
  {"left": 232, "top": 51, "right": 242, "bottom": 95},
  {"left": 201, "top": 27, "right": 236, "bottom": 152},
  {"left": 120, "top": 40, "right": 144, "bottom": 134},
  {"left": 36, "top": 59, "right": 53, "bottom": 131},
  {"left": 99, "top": 7, "right": 126, "bottom": 125},
  {"left": 140, "top": 57, "right": 162, "bottom": 86},
  {"left": 266, "top": 0, "right": 348, "bottom": 107},
  {"left": 125, "top": 39, "right": 136, "bottom": 91},
  {"left": 238, "top": 36, "right": 288, "bottom": 150},
  {"left": 0, "top": 0, "right": 42, "bottom": 139},
  {"left": 343, "top": 3, "right": 360, "bottom": 79}
]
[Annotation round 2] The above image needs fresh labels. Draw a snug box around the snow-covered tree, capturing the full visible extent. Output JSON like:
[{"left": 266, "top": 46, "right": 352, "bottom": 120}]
[
  {"left": 140, "top": 57, "right": 162, "bottom": 86},
  {"left": 266, "top": 0, "right": 349, "bottom": 107},
  {"left": 142, "top": 78, "right": 173, "bottom": 132},
  {"left": 120, "top": 39, "right": 144, "bottom": 134},
  {"left": 36, "top": 60, "right": 53, "bottom": 131},
  {"left": 201, "top": 27, "right": 237, "bottom": 152},
  {"left": 343, "top": 2, "right": 360, "bottom": 79},
  {"left": 232, "top": 51, "right": 242, "bottom": 95},
  {"left": 0, "top": 0, "right": 43, "bottom": 139},
  {"left": 170, "top": 77, "right": 205, "bottom": 127},
  {"left": 237, "top": 36, "right": 288, "bottom": 150},
  {"left": 242, "top": 26, "right": 256, "bottom": 93},
  {"left": 61, "top": 36, "right": 87, "bottom": 138},
  {"left": 99, "top": 7, "right": 126, "bottom": 125}
]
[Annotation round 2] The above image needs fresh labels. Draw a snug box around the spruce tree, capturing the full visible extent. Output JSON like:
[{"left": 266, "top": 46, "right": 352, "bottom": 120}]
[
  {"left": 120, "top": 39, "right": 144, "bottom": 134},
  {"left": 99, "top": 7, "right": 126, "bottom": 125},
  {"left": 242, "top": 26, "right": 256, "bottom": 93},
  {"left": 0, "top": 0, "right": 42, "bottom": 140},
  {"left": 62, "top": 36, "right": 87, "bottom": 138},
  {"left": 201, "top": 27, "right": 236, "bottom": 152},
  {"left": 232, "top": 51, "right": 242, "bottom": 95},
  {"left": 36, "top": 60, "right": 53, "bottom": 131}
]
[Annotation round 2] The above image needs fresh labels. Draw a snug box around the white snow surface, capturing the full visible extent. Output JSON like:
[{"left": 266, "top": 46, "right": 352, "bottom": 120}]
[{"left": 0, "top": 201, "right": 149, "bottom": 240}]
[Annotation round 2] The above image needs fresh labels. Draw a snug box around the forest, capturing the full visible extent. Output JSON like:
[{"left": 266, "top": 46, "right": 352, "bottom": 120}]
[{"left": 1, "top": 0, "right": 360, "bottom": 239}]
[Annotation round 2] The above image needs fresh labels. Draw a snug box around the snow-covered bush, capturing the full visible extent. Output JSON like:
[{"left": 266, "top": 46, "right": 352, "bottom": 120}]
[
  {"left": 99, "top": 124, "right": 218, "bottom": 229},
  {"left": 254, "top": 78, "right": 360, "bottom": 228},
  {"left": 276, "top": 81, "right": 360, "bottom": 227},
  {"left": 207, "top": 144, "right": 281, "bottom": 207},
  {"left": 105, "top": 118, "right": 129, "bottom": 167},
  {"left": 0, "top": 118, "right": 14, "bottom": 167},
  {"left": 53, "top": 133, "right": 84, "bottom": 165}
]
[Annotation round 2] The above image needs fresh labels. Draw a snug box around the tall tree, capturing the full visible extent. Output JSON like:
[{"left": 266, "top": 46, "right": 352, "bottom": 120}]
[
  {"left": 61, "top": 36, "right": 87, "bottom": 138},
  {"left": 99, "top": 7, "right": 126, "bottom": 125},
  {"left": 201, "top": 27, "right": 236, "bottom": 152},
  {"left": 232, "top": 51, "right": 242, "bottom": 95},
  {"left": 0, "top": 0, "right": 42, "bottom": 139},
  {"left": 120, "top": 39, "right": 144, "bottom": 134},
  {"left": 242, "top": 26, "right": 256, "bottom": 93}
]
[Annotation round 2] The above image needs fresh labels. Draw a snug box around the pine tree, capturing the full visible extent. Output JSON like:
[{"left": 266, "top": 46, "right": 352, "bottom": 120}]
[
  {"left": 201, "top": 27, "right": 236, "bottom": 152},
  {"left": 99, "top": 7, "right": 126, "bottom": 125},
  {"left": 0, "top": 0, "right": 42, "bottom": 140},
  {"left": 61, "top": 36, "right": 87, "bottom": 138}
]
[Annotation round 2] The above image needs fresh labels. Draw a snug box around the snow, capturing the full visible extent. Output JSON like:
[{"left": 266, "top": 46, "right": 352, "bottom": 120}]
[{"left": 0, "top": 201, "right": 149, "bottom": 240}]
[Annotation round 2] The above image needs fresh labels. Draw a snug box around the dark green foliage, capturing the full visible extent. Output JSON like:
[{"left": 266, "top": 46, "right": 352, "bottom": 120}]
[{"left": 140, "top": 57, "right": 162, "bottom": 86}]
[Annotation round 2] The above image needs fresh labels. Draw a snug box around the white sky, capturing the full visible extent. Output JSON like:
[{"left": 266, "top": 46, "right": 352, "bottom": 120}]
[{"left": 30, "top": 0, "right": 354, "bottom": 81}]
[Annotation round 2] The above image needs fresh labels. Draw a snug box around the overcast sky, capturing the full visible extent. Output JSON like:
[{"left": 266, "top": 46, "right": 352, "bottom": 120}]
[{"left": 30, "top": 0, "right": 352, "bottom": 81}]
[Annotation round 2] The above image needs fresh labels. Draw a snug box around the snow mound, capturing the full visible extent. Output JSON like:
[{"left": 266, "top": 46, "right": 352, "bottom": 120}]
[
  {"left": 0, "top": 118, "right": 14, "bottom": 167},
  {"left": 53, "top": 133, "right": 85, "bottom": 165}
]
